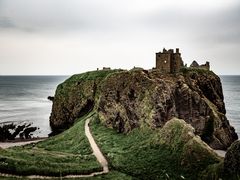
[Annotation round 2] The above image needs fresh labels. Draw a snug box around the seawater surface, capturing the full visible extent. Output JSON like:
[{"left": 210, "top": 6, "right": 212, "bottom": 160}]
[
  {"left": 221, "top": 75, "right": 240, "bottom": 138},
  {"left": 0, "top": 75, "right": 239, "bottom": 138},
  {"left": 0, "top": 76, "right": 68, "bottom": 137}
]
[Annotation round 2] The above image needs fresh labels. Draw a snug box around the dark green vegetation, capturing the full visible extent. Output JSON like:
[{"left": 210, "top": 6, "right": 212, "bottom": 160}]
[
  {"left": 90, "top": 115, "right": 222, "bottom": 179},
  {"left": 0, "top": 114, "right": 101, "bottom": 177},
  {"left": 224, "top": 140, "right": 240, "bottom": 180},
  {"left": 180, "top": 67, "right": 215, "bottom": 75},
  {"left": 55, "top": 69, "right": 122, "bottom": 98},
  {"left": 0, "top": 171, "right": 133, "bottom": 180},
  {"left": 0, "top": 112, "right": 235, "bottom": 179},
  {"left": 72, "top": 171, "right": 133, "bottom": 180}
]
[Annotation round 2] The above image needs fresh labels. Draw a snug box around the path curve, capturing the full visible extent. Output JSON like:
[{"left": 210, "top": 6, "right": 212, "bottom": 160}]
[
  {"left": 84, "top": 118, "right": 109, "bottom": 173},
  {"left": 0, "top": 116, "right": 109, "bottom": 179}
]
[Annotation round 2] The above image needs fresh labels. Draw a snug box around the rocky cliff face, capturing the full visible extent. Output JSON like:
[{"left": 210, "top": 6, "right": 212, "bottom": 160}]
[
  {"left": 49, "top": 70, "right": 119, "bottom": 133},
  {"left": 224, "top": 140, "right": 240, "bottom": 177},
  {"left": 50, "top": 68, "right": 237, "bottom": 149}
]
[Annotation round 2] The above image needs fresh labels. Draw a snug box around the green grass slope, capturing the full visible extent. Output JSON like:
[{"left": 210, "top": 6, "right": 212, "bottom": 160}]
[
  {"left": 55, "top": 69, "right": 122, "bottom": 98},
  {"left": 0, "top": 112, "right": 224, "bottom": 179},
  {"left": 0, "top": 114, "right": 101, "bottom": 177},
  {"left": 90, "top": 115, "right": 222, "bottom": 179}
]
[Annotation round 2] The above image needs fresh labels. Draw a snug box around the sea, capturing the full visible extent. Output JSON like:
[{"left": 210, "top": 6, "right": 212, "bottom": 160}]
[
  {"left": 0, "top": 75, "right": 239, "bottom": 138},
  {"left": 221, "top": 76, "right": 240, "bottom": 138},
  {"left": 0, "top": 76, "right": 68, "bottom": 137}
]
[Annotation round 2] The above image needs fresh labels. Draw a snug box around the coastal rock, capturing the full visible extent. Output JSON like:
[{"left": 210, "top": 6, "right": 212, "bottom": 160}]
[
  {"left": 0, "top": 123, "right": 38, "bottom": 141},
  {"left": 50, "top": 69, "right": 237, "bottom": 149},
  {"left": 49, "top": 70, "right": 120, "bottom": 132},
  {"left": 98, "top": 69, "right": 237, "bottom": 149},
  {"left": 47, "top": 96, "right": 54, "bottom": 101},
  {"left": 159, "top": 118, "right": 221, "bottom": 174},
  {"left": 224, "top": 140, "right": 240, "bottom": 177},
  {"left": 20, "top": 127, "right": 38, "bottom": 139}
]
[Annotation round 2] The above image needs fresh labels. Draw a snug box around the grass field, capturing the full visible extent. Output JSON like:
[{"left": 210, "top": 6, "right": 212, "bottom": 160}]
[
  {"left": 0, "top": 111, "right": 221, "bottom": 179},
  {"left": 0, "top": 114, "right": 101, "bottom": 177}
]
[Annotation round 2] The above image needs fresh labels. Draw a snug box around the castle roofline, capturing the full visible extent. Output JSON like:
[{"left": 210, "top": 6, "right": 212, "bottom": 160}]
[{"left": 156, "top": 48, "right": 180, "bottom": 54}]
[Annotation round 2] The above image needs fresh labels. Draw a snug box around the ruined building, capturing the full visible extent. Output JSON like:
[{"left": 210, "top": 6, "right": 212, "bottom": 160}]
[
  {"left": 156, "top": 48, "right": 184, "bottom": 73},
  {"left": 190, "top": 60, "right": 210, "bottom": 71}
]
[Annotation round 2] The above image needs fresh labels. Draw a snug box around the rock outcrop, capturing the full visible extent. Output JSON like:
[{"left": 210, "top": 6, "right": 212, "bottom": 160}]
[
  {"left": 158, "top": 117, "right": 221, "bottom": 177},
  {"left": 50, "top": 68, "right": 238, "bottom": 150},
  {"left": 50, "top": 70, "right": 120, "bottom": 132},
  {"left": 224, "top": 140, "right": 240, "bottom": 177},
  {"left": 0, "top": 122, "right": 38, "bottom": 141}
]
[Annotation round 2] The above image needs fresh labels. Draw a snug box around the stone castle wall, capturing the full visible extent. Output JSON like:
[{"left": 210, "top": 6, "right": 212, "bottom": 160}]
[{"left": 156, "top": 48, "right": 183, "bottom": 73}]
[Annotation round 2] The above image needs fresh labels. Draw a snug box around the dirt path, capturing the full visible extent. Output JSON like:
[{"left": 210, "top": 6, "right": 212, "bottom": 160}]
[
  {"left": 85, "top": 118, "right": 109, "bottom": 173},
  {"left": 0, "top": 117, "right": 109, "bottom": 179},
  {"left": 0, "top": 139, "right": 46, "bottom": 149}
]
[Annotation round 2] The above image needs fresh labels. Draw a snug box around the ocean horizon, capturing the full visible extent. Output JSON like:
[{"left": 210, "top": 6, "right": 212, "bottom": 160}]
[{"left": 0, "top": 75, "right": 239, "bottom": 138}]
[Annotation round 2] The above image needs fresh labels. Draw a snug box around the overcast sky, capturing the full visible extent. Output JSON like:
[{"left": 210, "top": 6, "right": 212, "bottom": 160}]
[{"left": 0, "top": 0, "right": 239, "bottom": 75}]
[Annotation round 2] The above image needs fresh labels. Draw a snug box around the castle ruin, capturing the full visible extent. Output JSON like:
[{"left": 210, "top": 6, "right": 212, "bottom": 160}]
[
  {"left": 156, "top": 48, "right": 210, "bottom": 73},
  {"left": 156, "top": 48, "right": 184, "bottom": 73},
  {"left": 190, "top": 60, "right": 210, "bottom": 71}
]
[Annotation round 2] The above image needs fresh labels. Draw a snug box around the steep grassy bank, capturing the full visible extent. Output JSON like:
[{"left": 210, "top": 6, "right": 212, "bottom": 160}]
[
  {"left": 0, "top": 114, "right": 101, "bottom": 177},
  {"left": 90, "top": 114, "right": 222, "bottom": 179}
]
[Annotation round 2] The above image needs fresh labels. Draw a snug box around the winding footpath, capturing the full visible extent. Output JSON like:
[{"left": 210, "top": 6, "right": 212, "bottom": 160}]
[
  {"left": 84, "top": 118, "right": 109, "bottom": 174},
  {"left": 0, "top": 117, "right": 109, "bottom": 179}
]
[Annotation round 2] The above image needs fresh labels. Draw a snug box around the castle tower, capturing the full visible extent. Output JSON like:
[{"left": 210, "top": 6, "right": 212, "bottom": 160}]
[
  {"left": 156, "top": 49, "right": 172, "bottom": 73},
  {"left": 172, "top": 49, "right": 184, "bottom": 73},
  {"left": 156, "top": 48, "right": 184, "bottom": 73}
]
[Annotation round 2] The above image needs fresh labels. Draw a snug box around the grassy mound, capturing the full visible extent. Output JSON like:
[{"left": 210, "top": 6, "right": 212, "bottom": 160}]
[
  {"left": 0, "top": 114, "right": 101, "bottom": 177},
  {"left": 55, "top": 69, "right": 122, "bottom": 98},
  {"left": 90, "top": 116, "right": 222, "bottom": 179}
]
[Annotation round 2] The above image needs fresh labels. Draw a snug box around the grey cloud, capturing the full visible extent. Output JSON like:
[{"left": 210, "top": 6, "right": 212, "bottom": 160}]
[
  {"left": 141, "top": 3, "right": 240, "bottom": 45},
  {"left": 0, "top": 16, "right": 37, "bottom": 33},
  {"left": 0, "top": 0, "right": 239, "bottom": 75},
  {"left": 0, "top": 0, "right": 122, "bottom": 33},
  {"left": 0, "top": 17, "right": 15, "bottom": 28},
  {"left": 208, "top": 5, "right": 240, "bottom": 44},
  {"left": 1, "top": 0, "right": 240, "bottom": 38}
]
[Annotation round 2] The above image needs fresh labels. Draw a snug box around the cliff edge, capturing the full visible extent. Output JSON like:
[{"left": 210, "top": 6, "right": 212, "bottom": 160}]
[{"left": 50, "top": 68, "right": 237, "bottom": 150}]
